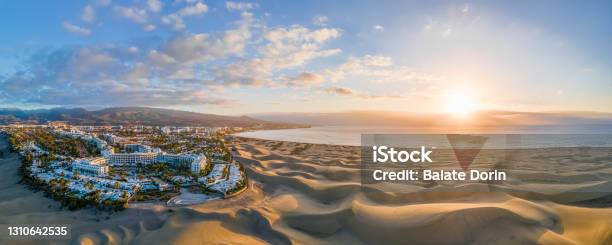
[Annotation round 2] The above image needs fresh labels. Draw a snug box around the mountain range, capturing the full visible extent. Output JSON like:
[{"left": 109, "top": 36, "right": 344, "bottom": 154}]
[
  {"left": 0, "top": 107, "right": 301, "bottom": 128},
  {"left": 3, "top": 107, "right": 612, "bottom": 131}
]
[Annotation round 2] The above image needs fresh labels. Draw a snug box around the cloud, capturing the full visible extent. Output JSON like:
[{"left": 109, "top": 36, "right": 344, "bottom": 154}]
[
  {"left": 162, "top": 1, "right": 208, "bottom": 31},
  {"left": 424, "top": 19, "right": 436, "bottom": 30},
  {"left": 214, "top": 60, "right": 274, "bottom": 87},
  {"left": 127, "top": 46, "right": 139, "bottom": 53},
  {"left": 162, "top": 14, "right": 186, "bottom": 30},
  {"left": 147, "top": 0, "right": 163, "bottom": 12},
  {"left": 144, "top": 24, "right": 156, "bottom": 31},
  {"left": 442, "top": 27, "right": 452, "bottom": 37},
  {"left": 462, "top": 4, "right": 470, "bottom": 13},
  {"left": 122, "top": 62, "right": 150, "bottom": 85},
  {"left": 323, "top": 86, "right": 404, "bottom": 100},
  {"left": 0, "top": 45, "right": 230, "bottom": 107},
  {"left": 325, "top": 55, "right": 392, "bottom": 82},
  {"left": 423, "top": 18, "right": 458, "bottom": 39},
  {"left": 324, "top": 86, "right": 354, "bottom": 96},
  {"left": 226, "top": 1, "right": 254, "bottom": 11},
  {"left": 81, "top": 5, "right": 95, "bottom": 22},
  {"left": 62, "top": 21, "right": 92, "bottom": 36},
  {"left": 313, "top": 16, "right": 328, "bottom": 26},
  {"left": 345, "top": 55, "right": 393, "bottom": 68},
  {"left": 373, "top": 25, "right": 384, "bottom": 32},
  {"left": 282, "top": 72, "right": 325, "bottom": 87},
  {"left": 325, "top": 55, "right": 442, "bottom": 84},
  {"left": 28, "top": 87, "right": 233, "bottom": 107},
  {"left": 157, "top": 12, "right": 252, "bottom": 66},
  {"left": 177, "top": 1, "right": 208, "bottom": 16},
  {"left": 95, "top": 0, "right": 112, "bottom": 6},
  {"left": 114, "top": 6, "right": 148, "bottom": 23},
  {"left": 258, "top": 26, "right": 341, "bottom": 68},
  {"left": 149, "top": 50, "right": 177, "bottom": 66},
  {"left": 213, "top": 25, "right": 341, "bottom": 86},
  {"left": 3, "top": 12, "right": 345, "bottom": 108}
]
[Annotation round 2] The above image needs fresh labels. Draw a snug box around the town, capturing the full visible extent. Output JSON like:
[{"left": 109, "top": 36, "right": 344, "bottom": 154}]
[{"left": 0, "top": 122, "right": 248, "bottom": 211}]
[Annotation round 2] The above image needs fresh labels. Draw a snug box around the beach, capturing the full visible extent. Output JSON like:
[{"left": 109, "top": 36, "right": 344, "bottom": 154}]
[{"left": 1, "top": 135, "right": 612, "bottom": 244}]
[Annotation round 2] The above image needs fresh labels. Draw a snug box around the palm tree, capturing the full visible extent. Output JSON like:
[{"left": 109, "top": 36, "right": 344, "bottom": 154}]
[{"left": 89, "top": 190, "right": 101, "bottom": 204}]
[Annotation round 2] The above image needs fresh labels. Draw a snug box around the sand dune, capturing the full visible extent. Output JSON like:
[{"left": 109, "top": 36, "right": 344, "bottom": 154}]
[{"left": 1, "top": 136, "right": 612, "bottom": 244}]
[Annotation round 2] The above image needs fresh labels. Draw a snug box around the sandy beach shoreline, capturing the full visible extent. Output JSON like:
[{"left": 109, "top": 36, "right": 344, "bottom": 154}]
[{"left": 1, "top": 135, "right": 612, "bottom": 244}]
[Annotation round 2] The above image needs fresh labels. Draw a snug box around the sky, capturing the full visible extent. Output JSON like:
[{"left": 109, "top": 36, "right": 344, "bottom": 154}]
[{"left": 0, "top": 0, "right": 611, "bottom": 115}]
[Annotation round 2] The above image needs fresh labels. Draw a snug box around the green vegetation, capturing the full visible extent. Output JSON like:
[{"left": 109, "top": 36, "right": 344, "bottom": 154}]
[
  {"left": 199, "top": 161, "right": 213, "bottom": 176},
  {"left": 222, "top": 165, "right": 230, "bottom": 180},
  {"left": 148, "top": 133, "right": 232, "bottom": 162},
  {"left": 9, "top": 128, "right": 99, "bottom": 158},
  {"left": 132, "top": 189, "right": 179, "bottom": 202},
  {"left": 41, "top": 177, "right": 127, "bottom": 211},
  {"left": 141, "top": 162, "right": 191, "bottom": 180},
  {"left": 7, "top": 130, "right": 125, "bottom": 211},
  {"left": 189, "top": 185, "right": 220, "bottom": 195},
  {"left": 3, "top": 124, "right": 250, "bottom": 211}
]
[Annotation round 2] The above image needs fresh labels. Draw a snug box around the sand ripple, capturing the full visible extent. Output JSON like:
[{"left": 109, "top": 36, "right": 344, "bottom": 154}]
[{"left": 1, "top": 137, "right": 612, "bottom": 244}]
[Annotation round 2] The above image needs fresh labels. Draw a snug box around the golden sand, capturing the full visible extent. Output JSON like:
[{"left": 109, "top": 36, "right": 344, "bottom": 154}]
[{"left": 1, "top": 137, "right": 611, "bottom": 244}]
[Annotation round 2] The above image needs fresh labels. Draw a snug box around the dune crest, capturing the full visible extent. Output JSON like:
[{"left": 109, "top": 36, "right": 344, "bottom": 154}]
[{"left": 1, "top": 137, "right": 612, "bottom": 244}]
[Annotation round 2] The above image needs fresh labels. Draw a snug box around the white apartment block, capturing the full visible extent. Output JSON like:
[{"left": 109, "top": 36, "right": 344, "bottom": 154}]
[
  {"left": 108, "top": 153, "right": 158, "bottom": 165},
  {"left": 125, "top": 143, "right": 161, "bottom": 153},
  {"left": 73, "top": 157, "right": 109, "bottom": 176},
  {"left": 156, "top": 153, "right": 208, "bottom": 174}
]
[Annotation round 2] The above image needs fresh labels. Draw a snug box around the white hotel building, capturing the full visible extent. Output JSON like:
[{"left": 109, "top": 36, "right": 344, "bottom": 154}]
[
  {"left": 108, "top": 152, "right": 158, "bottom": 165},
  {"left": 70, "top": 140, "right": 208, "bottom": 176},
  {"left": 156, "top": 153, "right": 207, "bottom": 173},
  {"left": 73, "top": 157, "right": 110, "bottom": 176}
]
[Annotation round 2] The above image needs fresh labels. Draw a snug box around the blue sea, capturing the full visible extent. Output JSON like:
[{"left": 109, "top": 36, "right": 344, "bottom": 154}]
[{"left": 234, "top": 126, "right": 612, "bottom": 148}]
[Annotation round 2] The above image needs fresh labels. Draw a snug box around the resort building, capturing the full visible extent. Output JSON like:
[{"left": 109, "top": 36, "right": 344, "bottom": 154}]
[
  {"left": 156, "top": 153, "right": 208, "bottom": 173},
  {"left": 125, "top": 143, "right": 162, "bottom": 153},
  {"left": 53, "top": 129, "right": 208, "bottom": 173},
  {"left": 73, "top": 157, "right": 109, "bottom": 176},
  {"left": 47, "top": 121, "right": 69, "bottom": 129},
  {"left": 108, "top": 152, "right": 158, "bottom": 165},
  {"left": 22, "top": 141, "right": 48, "bottom": 157},
  {"left": 100, "top": 133, "right": 126, "bottom": 144}
]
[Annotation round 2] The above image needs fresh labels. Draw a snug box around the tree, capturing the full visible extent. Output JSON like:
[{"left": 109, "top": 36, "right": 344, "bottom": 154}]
[
  {"left": 24, "top": 154, "right": 33, "bottom": 165},
  {"left": 119, "top": 172, "right": 127, "bottom": 181},
  {"left": 89, "top": 190, "right": 101, "bottom": 204}
]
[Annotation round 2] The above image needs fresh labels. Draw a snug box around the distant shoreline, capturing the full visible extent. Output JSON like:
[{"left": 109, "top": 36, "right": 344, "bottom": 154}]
[{"left": 232, "top": 126, "right": 612, "bottom": 148}]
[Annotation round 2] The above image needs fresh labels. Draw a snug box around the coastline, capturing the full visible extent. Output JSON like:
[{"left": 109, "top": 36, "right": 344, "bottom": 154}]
[{"left": 233, "top": 127, "right": 612, "bottom": 149}]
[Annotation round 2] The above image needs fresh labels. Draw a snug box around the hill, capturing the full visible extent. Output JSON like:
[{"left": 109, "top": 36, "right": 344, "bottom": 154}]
[{"left": 0, "top": 107, "right": 302, "bottom": 128}]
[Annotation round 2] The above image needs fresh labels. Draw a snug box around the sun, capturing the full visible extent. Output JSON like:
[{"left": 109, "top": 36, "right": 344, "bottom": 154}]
[{"left": 445, "top": 92, "right": 477, "bottom": 117}]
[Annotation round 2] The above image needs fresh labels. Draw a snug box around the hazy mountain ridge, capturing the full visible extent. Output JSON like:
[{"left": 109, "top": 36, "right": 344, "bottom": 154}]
[{"left": 0, "top": 107, "right": 300, "bottom": 128}]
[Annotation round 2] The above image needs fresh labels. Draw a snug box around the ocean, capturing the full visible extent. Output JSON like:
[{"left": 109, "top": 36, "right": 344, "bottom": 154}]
[{"left": 234, "top": 126, "right": 612, "bottom": 148}]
